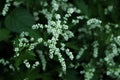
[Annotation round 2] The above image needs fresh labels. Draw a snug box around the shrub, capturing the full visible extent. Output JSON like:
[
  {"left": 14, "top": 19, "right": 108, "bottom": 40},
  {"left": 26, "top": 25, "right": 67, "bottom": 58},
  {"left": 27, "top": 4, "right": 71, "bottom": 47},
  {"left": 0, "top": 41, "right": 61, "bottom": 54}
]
[{"left": 0, "top": 0, "right": 120, "bottom": 80}]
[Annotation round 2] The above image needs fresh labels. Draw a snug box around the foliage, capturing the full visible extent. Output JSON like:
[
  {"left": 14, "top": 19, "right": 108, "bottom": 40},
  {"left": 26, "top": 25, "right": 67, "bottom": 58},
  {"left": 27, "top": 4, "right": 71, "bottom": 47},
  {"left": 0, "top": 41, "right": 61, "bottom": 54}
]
[{"left": 0, "top": 0, "right": 120, "bottom": 80}]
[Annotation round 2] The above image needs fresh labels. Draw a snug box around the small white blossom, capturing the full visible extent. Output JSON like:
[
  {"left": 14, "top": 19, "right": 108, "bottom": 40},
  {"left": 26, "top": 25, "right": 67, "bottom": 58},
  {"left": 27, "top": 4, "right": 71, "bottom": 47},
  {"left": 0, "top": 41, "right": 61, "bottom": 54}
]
[
  {"left": 37, "top": 38, "right": 43, "bottom": 43},
  {"left": 0, "top": 58, "right": 9, "bottom": 66},
  {"left": 13, "top": 1, "right": 22, "bottom": 7},
  {"left": 9, "top": 64, "right": 15, "bottom": 71},
  {"left": 30, "top": 37, "right": 34, "bottom": 41},
  {"left": 52, "top": 0, "right": 59, "bottom": 11},
  {"left": 65, "top": 49, "right": 74, "bottom": 60},
  {"left": 76, "top": 45, "right": 87, "bottom": 59},
  {"left": 114, "top": 36, "right": 120, "bottom": 46},
  {"left": 93, "top": 41, "right": 99, "bottom": 58},
  {"left": 23, "top": 60, "right": 31, "bottom": 69},
  {"left": 87, "top": 18, "right": 102, "bottom": 31},
  {"left": 87, "top": 18, "right": 102, "bottom": 26},
  {"left": 55, "top": 14, "right": 61, "bottom": 19},
  {"left": 20, "top": 32, "right": 29, "bottom": 37},
  {"left": 32, "top": 61, "right": 40, "bottom": 69},
  {"left": 14, "top": 47, "right": 19, "bottom": 52},
  {"left": 67, "top": 8, "right": 75, "bottom": 14}
]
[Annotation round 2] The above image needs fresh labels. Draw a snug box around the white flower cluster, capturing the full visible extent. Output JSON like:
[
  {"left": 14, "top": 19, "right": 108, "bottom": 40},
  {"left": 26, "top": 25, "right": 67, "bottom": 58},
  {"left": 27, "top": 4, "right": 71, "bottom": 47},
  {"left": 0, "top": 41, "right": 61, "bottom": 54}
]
[
  {"left": 77, "top": 22, "right": 120, "bottom": 79},
  {"left": 65, "top": 48, "right": 74, "bottom": 60},
  {"left": 87, "top": 18, "right": 102, "bottom": 30},
  {"left": 32, "top": 61, "right": 40, "bottom": 69},
  {"left": 76, "top": 45, "right": 87, "bottom": 59},
  {"left": 55, "top": 14, "right": 61, "bottom": 20},
  {"left": 23, "top": 59, "right": 31, "bottom": 69},
  {"left": 104, "top": 5, "right": 113, "bottom": 15},
  {"left": 87, "top": 18, "right": 102, "bottom": 26},
  {"left": 80, "top": 63, "right": 95, "bottom": 80},
  {"left": 60, "top": 43, "right": 74, "bottom": 61},
  {"left": 114, "top": 36, "right": 120, "bottom": 46},
  {"left": 46, "top": 38, "right": 67, "bottom": 72},
  {"left": 40, "top": 1, "right": 48, "bottom": 7},
  {"left": 0, "top": 58, "right": 15, "bottom": 71},
  {"left": 67, "top": 8, "right": 75, "bottom": 14},
  {"left": 63, "top": 7, "right": 76, "bottom": 24},
  {"left": 39, "top": 0, "right": 76, "bottom": 72},
  {"left": 52, "top": 0, "right": 59, "bottom": 11},
  {"left": 37, "top": 50, "right": 46, "bottom": 71},
  {"left": 32, "top": 23, "right": 43, "bottom": 30},
  {"left": 33, "top": 12, "right": 39, "bottom": 21},
  {"left": 9, "top": 64, "right": 15, "bottom": 71},
  {"left": 107, "top": 65, "right": 120, "bottom": 78},
  {"left": 72, "top": 15, "right": 87, "bottom": 25},
  {"left": 104, "top": 23, "right": 119, "bottom": 34},
  {"left": 21, "top": 32, "right": 43, "bottom": 51},
  {"left": 14, "top": 32, "right": 29, "bottom": 57},
  {"left": 92, "top": 41, "right": 99, "bottom": 58},
  {"left": 103, "top": 38, "right": 120, "bottom": 79},
  {"left": 13, "top": 1, "right": 22, "bottom": 7},
  {"left": 104, "top": 43, "right": 118, "bottom": 66},
  {"left": 0, "top": 58, "right": 9, "bottom": 66},
  {"left": 104, "top": 23, "right": 111, "bottom": 33},
  {"left": 2, "top": 0, "right": 12, "bottom": 16},
  {"left": 13, "top": 0, "right": 84, "bottom": 74}
]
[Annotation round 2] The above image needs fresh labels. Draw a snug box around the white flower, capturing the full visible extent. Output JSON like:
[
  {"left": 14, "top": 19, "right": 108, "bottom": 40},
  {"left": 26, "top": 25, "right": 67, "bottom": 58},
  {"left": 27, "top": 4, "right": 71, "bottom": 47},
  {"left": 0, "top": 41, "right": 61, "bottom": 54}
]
[
  {"left": 30, "top": 37, "right": 34, "bottom": 41},
  {"left": 93, "top": 41, "right": 99, "bottom": 58},
  {"left": 55, "top": 14, "right": 61, "bottom": 19},
  {"left": 32, "top": 61, "right": 40, "bottom": 69},
  {"left": 20, "top": 32, "right": 29, "bottom": 37},
  {"left": 67, "top": 8, "right": 75, "bottom": 14},
  {"left": 23, "top": 60, "right": 31, "bottom": 69},
  {"left": 13, "top": 1, "right": 22, "bottom": 7},
  {"left": 32, "top": 24, "right": 39, "bottom": 30},
  {"left": 14, "top": 47, "right": 19, "bottom": 52},
  {"left": 87, "top": 18, "right": 102, "bottom": 26},
  {"left": 37, "top": 38, "right": 43, "bottom": 43},
  {"left": 37, "top": 50, "right": 46, "bottom": 71},
  {"left": 52, "top": 0, "right": 59, "bottom": 11},
  {"left": 65, "top": 49, "right": 74, "bottom": 60},
  {"left": 114, "top": 36, "right": 120, "bottom": 46}
]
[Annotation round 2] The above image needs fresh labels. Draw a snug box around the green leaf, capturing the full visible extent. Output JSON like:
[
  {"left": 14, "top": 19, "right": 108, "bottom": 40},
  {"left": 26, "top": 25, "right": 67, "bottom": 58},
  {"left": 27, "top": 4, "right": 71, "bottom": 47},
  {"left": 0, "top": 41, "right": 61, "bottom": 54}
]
[
  {"left": 66, "top": 42, "right": 80, "bottom": 51},
  {"left": 0, "top": 22, "right": 1, "bottom": 28},
  {"left": 14, "top": 50, "right": 35, "bottom": 68},
  {"left": 42, "top": 73, "right": 53, "bottom": 80},
  {"left": 0, "top": 29, "right": 10, "bottom": 41},
  {"left": 75, "top": 0, "right": 89, "bottom": 16},
  {"left": 25, "top": 68, "right": 42, "bottom": 80},
  {"left": 5, "top": 7, "right": 35, "bottom": 33},
  {"left": 63, "top": 69, "right": 80, "bottom": 80},
  {"left": 26, "top": 28, "right": 41, "bottom": 39}
]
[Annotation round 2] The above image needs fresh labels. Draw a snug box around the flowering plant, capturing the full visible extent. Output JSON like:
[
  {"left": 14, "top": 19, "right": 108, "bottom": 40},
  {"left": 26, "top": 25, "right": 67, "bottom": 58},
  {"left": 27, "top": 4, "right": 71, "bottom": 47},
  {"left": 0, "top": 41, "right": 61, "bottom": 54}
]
[{"left": 0, "top": 0, "right": 120, "bottom": 80}]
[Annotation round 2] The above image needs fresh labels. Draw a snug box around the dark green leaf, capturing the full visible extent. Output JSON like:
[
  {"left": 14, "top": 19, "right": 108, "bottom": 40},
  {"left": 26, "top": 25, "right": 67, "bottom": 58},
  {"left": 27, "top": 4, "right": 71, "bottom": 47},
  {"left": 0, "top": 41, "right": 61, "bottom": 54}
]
[
  {"left": 75, "top": 0, "right": 89, "bottom": 16},
  {"left": 5, "top": 7, "right": 35, "bottom": 33},
  {"left": 63, "top": 69, "right": 80, "bottom": 80},
  {"left": 0, "top": 29, "right": 10, "bottom": 41}
]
